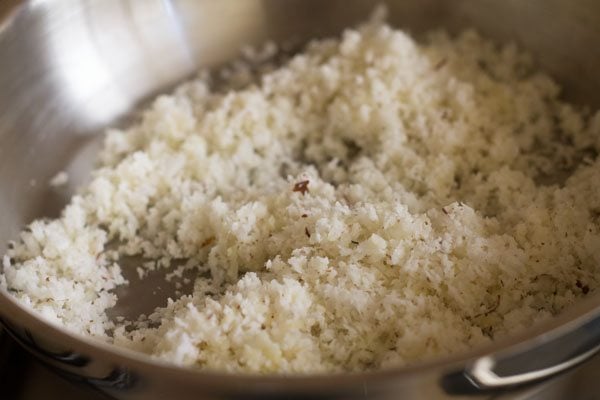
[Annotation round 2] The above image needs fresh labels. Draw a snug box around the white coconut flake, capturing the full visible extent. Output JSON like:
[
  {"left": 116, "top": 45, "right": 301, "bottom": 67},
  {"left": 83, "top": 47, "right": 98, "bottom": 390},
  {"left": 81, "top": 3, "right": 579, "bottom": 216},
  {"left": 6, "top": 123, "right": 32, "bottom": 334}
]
[{"left": 49, "top": 171, "right": 69, "bottom": 187}]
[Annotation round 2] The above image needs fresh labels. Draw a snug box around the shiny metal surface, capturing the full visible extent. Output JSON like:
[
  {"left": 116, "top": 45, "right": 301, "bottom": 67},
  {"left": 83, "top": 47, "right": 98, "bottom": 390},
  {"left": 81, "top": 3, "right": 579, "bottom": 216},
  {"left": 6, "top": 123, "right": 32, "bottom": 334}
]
[
  {"left": 467, "top": 333, "right": 600, "bottom": 389},
  {"left": 3, "top": 331, "right": 600, "bottom": 400},
  {"left": 1, "top": 1, "right": 600, "bottom": 399}
]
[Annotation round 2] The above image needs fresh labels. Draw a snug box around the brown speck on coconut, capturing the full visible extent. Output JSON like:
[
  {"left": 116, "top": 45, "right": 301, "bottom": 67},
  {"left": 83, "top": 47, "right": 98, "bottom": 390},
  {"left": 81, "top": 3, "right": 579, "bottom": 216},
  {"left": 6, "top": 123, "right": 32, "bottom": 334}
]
[{"left": 293, "top": 180, "right": 310, "bottom": 195}]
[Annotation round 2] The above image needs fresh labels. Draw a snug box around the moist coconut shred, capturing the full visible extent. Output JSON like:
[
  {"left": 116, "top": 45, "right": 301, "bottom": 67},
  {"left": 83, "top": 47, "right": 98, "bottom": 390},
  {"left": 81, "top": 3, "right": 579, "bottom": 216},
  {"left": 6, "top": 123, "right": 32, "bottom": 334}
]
[{"left": 2, "top": 13, "right": 600, "bottom": 373}]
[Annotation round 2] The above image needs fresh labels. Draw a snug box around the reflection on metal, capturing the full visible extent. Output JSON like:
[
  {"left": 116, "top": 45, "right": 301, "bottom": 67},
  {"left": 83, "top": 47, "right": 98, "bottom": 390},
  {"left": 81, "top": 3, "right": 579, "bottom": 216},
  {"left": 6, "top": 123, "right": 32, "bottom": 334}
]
[
  {"left": 1, "top": 318, "right": 136, "bottom": 391},
  {"left": 468, "top": 344, "right": 600, "bottom": 388}
]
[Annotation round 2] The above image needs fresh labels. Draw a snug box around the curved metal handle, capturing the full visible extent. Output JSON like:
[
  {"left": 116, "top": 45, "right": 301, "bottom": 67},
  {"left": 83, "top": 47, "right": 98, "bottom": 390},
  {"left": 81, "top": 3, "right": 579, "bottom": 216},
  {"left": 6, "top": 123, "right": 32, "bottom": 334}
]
[
  {"left": 0, "top": 318, "right": 136, "bottom": 390},
  {"left": 442, "top": 316, "right": 600, "bottom": 394},
  {"left": 467, "top": 343, "right": 600, "bottom": 388}
]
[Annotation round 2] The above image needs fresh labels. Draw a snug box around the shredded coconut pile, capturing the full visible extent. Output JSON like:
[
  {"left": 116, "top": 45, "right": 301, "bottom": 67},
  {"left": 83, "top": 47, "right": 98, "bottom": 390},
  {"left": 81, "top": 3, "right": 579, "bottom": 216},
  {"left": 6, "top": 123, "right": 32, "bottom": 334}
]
[{"left": 3, "top": 16, "right": 600, "bottom": 373}]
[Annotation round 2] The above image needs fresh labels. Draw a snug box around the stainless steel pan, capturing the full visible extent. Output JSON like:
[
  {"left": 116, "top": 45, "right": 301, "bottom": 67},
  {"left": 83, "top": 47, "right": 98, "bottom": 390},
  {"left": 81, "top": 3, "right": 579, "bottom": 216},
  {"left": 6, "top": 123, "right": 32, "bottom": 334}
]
[{"left": 1, "top": 1, "right": 600, "bottom": 399}]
